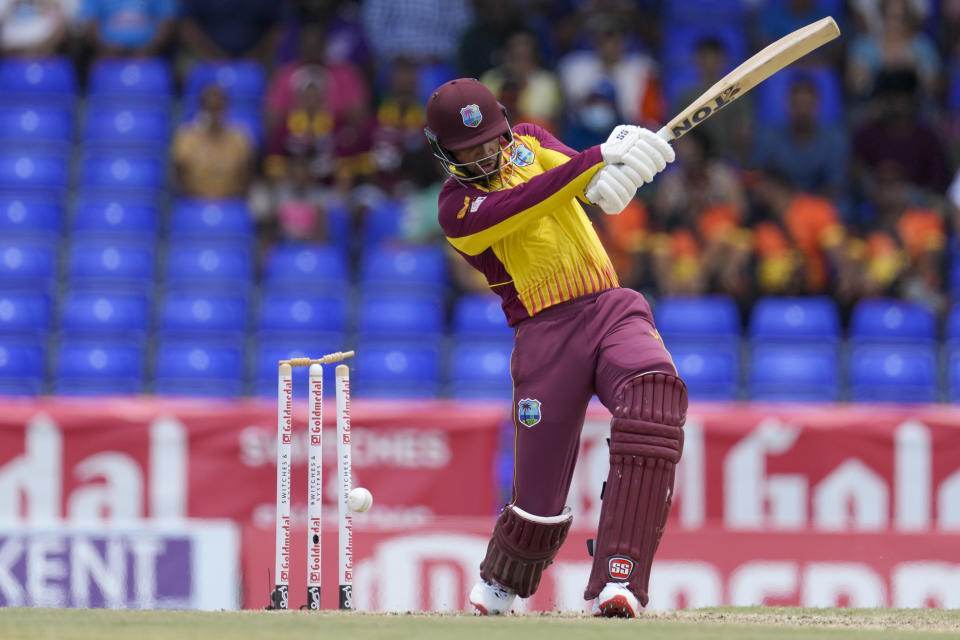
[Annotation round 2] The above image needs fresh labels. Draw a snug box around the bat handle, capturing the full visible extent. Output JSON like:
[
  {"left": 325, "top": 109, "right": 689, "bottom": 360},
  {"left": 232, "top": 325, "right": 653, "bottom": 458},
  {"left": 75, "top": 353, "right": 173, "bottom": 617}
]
[{"left": 656, "top": 125, "right": 674, "bottom": 143}]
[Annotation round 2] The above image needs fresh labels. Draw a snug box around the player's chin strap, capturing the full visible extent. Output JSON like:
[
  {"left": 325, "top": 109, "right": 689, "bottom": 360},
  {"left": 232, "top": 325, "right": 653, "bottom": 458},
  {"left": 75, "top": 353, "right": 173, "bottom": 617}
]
[
  {"left": 584, "top": 372, "right": 687, "bottom": 606},
  {"left": 478, "top": 504, "right": 573, "bottom": 598}
]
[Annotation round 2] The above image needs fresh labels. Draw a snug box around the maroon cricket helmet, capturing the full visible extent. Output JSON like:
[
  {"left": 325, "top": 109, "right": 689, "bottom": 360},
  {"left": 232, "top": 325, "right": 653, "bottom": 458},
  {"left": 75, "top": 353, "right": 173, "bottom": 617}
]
[{"left": 424, "top": 78, "right": 511, "bottom": 151}]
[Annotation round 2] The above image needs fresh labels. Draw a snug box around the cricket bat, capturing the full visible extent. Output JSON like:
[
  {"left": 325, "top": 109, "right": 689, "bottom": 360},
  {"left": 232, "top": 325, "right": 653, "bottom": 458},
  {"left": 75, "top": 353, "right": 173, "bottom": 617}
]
[{"left": 657, "top": 16, "right": 841, "bottom": 142}]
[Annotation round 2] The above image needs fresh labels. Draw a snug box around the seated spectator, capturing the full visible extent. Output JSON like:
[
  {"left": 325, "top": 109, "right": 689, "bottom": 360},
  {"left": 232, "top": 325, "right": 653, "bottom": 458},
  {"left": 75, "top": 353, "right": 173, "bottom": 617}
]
[
  {"left": 751, "top": 74, "right": 848, "bottom": 201},
  {"left": 847, "top": 0, "right": 941, "bottom": 101},
  {"left": 371, "top": 57, "right": 431, "bottom": 193},
  {"left": 592, "top": 198, "right": 650, "bottom": 291},
  {"left": 265, "top": 73, "right": 336, "bottom": 182},
  {"left": 674, "top": 35, "right": 753, "bottom": 165},
  {"left": 561, "top": 81, "right": 622, "bottom": 152},
  {"left": 179, "top": 0, "right": 283, "bottom": 61},
  {"left": 558, "top": 11, "right": 664, "bottom": 126},
  {"left": 456, "top": 0, "right": 514, "bottom": 79},
  {"left": 80, "top": 0, "right": 175, "bottom": 58},
  {"left": 257, "top": 152, "right": 328, "bottom": 248},
  {"left": 481, "top": 29, "right": 563, "bottom": 131},
  {"left": 0, "top": 0, "right": 72, "bottom": 56},
  {"left": 361, "top": 0, "right": 471, "bottom": 65},
  {"left": 172, "top": 85, "right": 254, "bottom": 199}
]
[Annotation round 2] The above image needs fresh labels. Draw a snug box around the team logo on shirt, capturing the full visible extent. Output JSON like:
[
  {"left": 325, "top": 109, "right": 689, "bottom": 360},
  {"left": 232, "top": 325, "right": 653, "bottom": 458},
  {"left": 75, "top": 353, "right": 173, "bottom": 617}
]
[
  {"left": 608, "top": 556, "right": 635, "bottom": 580},
  {"left": 510, "top": 141, "right": 535, "bottom": 167},
  {"left": 518, "top": 398, "right": 542, "bottom": 427},
  {"left": 461, "top": 104, "right": 482, "bottom": 127}
]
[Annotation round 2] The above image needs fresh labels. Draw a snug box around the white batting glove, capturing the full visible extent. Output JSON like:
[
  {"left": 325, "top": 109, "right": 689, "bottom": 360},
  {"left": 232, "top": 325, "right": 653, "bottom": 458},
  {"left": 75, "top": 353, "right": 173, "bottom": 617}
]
[
  {"left": 585, "top": 164, "right": 638, "bottom": 215},
  {"left": 599, "top": 125, "right": 641, "bottom": 165}
]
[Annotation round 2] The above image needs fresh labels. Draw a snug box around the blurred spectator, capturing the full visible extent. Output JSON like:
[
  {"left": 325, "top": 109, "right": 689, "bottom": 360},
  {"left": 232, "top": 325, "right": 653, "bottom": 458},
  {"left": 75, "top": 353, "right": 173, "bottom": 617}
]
[
  {"left": 851, "top": 68, "right": 951, "bottom": 203},
  {"left": 457, "top": 0, "right": 515, "bottom": 79},
  {"left": 172, "top": 85, "right": 254, "bottom": 198},
  {"left": 286, "top": 0, "right": 371, "bottom": 70},
  {"left": 847, "top": 0, "right": 941, "bottom": 101},
  {"left": 756, "top": 0, "right": 843, "bottom": 66},
  {"left": 480, "top": 29, "right": 563, "bottom": 131},
  {"left": 264, "top": 74, "right": 336, "bottom": 185},
  {"left": 752, "top": 74, "right": 848, "bottom": 201},
  {"left": 750, "top": 166, "right": 848, "bottom": 297},
  {"left": 593, "top": 199, "right": 650, "bottom": 291},
  {"left": 650, "top": 130, "right": 750, "bottom": 300},
  {"left": 561, "top": 80, "right": 621, "bottom": 151},
  {"left": 674, "top": 35, "right": 753, "bottom": 165},
  {"left": 557, "top": 11, "right": 664, "bottom": 125},
  {"left": 361, "top": 0, "right": 471, "bottom": 64},
  {"left": 80, "top": 0, "right": 174, "bottom": 58},
  {"left": 179, "top": 0, "right": 283, "bottom": 61},
  {"left": 257, "top": 152, "right": 328, "bottom": 247},
  {"left": 0, "top": 0, "right": 73, "bottom": 56}
]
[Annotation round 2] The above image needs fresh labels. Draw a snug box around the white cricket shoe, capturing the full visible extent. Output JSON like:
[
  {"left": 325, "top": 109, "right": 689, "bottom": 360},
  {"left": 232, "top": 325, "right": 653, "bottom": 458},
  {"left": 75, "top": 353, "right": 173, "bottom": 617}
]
[
  {"left": 468, "top": 579, "right": 517, "bottom": 615},
  {"left": 591, "top": 582, "right": 641, "bottom": 618}
]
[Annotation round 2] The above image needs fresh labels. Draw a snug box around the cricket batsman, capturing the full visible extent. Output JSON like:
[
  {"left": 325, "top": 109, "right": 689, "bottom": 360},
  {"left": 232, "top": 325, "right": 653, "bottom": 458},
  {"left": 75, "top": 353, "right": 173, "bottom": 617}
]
[{"left": 424, "top": 78, "right": 687, "bottom": 618}]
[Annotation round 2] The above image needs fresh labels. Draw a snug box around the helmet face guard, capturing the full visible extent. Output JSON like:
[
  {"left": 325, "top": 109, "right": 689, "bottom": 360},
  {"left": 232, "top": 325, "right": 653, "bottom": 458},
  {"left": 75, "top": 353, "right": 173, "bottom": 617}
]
[{"left": 425, "top": 124, "right": 517, "bottom": 188}]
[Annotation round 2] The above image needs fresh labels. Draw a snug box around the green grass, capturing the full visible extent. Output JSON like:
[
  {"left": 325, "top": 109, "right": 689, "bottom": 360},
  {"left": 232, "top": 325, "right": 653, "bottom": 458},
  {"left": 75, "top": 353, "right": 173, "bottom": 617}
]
[{"left": 0, "top": 607, "right": 958, "bottom": 640}]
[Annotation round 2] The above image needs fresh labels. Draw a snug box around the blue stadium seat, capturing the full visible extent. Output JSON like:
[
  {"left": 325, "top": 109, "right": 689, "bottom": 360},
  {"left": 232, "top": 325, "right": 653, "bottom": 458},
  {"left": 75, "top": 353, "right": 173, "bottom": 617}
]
[
  {"left": 79, "top": 153, "right": 165, "bottom": 192},
  {"left": 0, "top": 241, "right": 57, "bottom": 292},
  {"left": 184, "top": 61, "right": 266, "bottom": 106},
  {"left": 417, "top": 62, "right": 456, "bottom": 104},
  {"left": 87, "top": 58, "right": 173, "bottom": 101},
  {"left": 850, "top": 298, "right": 936, "bottom": 344},
  {"left": 257, "top": 292, "right": 347, "bottom": 337},
  {"left": 0, "top": 197, "right": 62, "bottom": 240},
  {"left": 356, "top": 292, "right": 444, "bottom": 337},
  {"left": 169, "top": 199, "right": 253, "bottom": 244},
  {"left": 0, "top": 292, "right": 51, "bottom": 338},
  {"left": 951, "top": 252, "right": 960, "bottom": 295},
  {"left": 748, "top": 296, "right": 841, "bottom": 343},
  {"left": 0, "top": 57, "right": 76, "bottom": 104},
  {"left": 448, "top": 339, "right": 513, "bottom": 399},
  {"left": 360, "top": 245, "right": 447, "bottom": 293},
  {"left": 353, "top": 342, "right": 441, "bottom": 398},
  {"left": 452, "top": 293, "right": 512, "bottom": 339},
  {"left": 0, "top": 151, "right": 68, "bottom": 192},
  {"left": 748, "top": 343, "right": 839, "bottom": 402},
  {"left": 66, "top": 241, "right": 155, "bottom": 292},
  {"left": 164, "top": 244, "right": 253, "bottom": 293},
  {"left": 654, "top": 295, "right": 740, "bottom": 341},
  {"left": 948, "top": 65, "right": 960, "bottom": 113},
  {"left": 0, "top": 339, "right": 45, "bottom": 395},
  {"left": 948, "top": 346, "right": 960, "bottom": 403},
  {"left": 153, "top": 341, "right": 245, "bottom": 397},
  {"left": 54, "top": 339, "right": 145, "bottom": 395},
  {"left": 60, "top": 292, "right": 150, "bottom": 340},
  {"left": 947, "top": 303, "right": 960, "bottom": 344},
  {"left": 663, "top": 0, "right": 745, "bottom": 23},
  {"left": 71, "top": 196, "right": 159, "bottom": 243},
  {"left": 83, "top": 105, "right": 171, "bottom": 149},
  {"left": 661, "top": 22, "right": 747, "bottom": 70},
  {"left": 262, "top": 244, "right": 349, "bottom": 293},
  {"left": 756, "top": 67, "right": 844, "bottom": 126},
  {"left": 0, "top": 106, "right": 71, "bottom": 148},
  {"left": 848, "top": 344, "right": 938, "bottom": 403},
  {"left": 158, "top": 292, "right": 248, "bottom": 340},
  {"left": 669, "top": 341, "right": 740, "bottom": 400},
  {"left": 362, "top": 199, "right": 405, "bottom": 245},
  {"left": 252, "top": 337, "right": 349, "bottom": 397}
]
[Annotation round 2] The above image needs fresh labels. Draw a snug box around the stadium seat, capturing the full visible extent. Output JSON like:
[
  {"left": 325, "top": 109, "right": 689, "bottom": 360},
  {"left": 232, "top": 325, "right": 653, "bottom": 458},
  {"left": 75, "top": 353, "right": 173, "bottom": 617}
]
[
  {"left": 356, "top": 292, "right": 444, "bottom": 337},
  {"left": 71, "top": 196, "right": 159, "bottom": 243},
  {"left": 0, "top": 150, "right": 68, "bottom": 192},
  {"left": 748, "top": 343, "right": 839, "bottom": 402},
  {"left": 352, "top": 342, "right": 441, "bottom": 398},
  {"left": 748, "top": 296, "right": 841, "bottom": 343},
  {"left": 0, "top": 292, "right": 51, "bottom": 338},
  {"left": 262, "top": 244, "right": 349, "bottom": 293},
  {"left": 78, "top": 153, "right": 165, "bottom": 192},
  {"left": 257, "top": 292, "right": 347, "bottom": 337},
  {"left": 60, "top": 292, "right": 150, "bottom": 341},
  {"left": 669, "top": 341, "right": 740, "bottom": 400},
  {"left": 0, "top": 241, "right": 57, "bottom": 292},
  {"left": 360, "top": 245, "right": 447, "bottom": 293},
  {"left": 948, "top": 346, "right": 960, "bottom": 403},
  {"left": 252, "top": 336, "right": 349, "bottom": 397},
  {"left": 184, "top": 61, "right": 265, "bottom": 106},
  {"left": 153, "top": 341, "right": 245, "bottom": 397},
  {"left": 66, "top": 241, "right": 155, "bottom": 292},
  {"left": 448, "top": 339, "right": 513, "bottom": 399},
  {"left": 947, "top": 303, "right": 960, "bottom": 344},
  {"left": 53, "top": 339, "right": 145, "bottom": 395},
  {"left": 663, "top": 0, "right": 745, "bottom": 23},
  {"left": 169, "top": 199, "right": 254, "bottom": 244},
  {"left": 417, "top": 61, "right": 456, "bottom": 104},
  {"left": 0, "top": 106, "right": 72, "bottom": 148},
  {"left": 756, "top": 67, "right": 844, "bottom": 126},
  {"left": 163, "top": 244, "right": 253, "bottom": 293},
  {"left": 849, "top": 298, "right": 936, "bottom": 344},
  {"left": 0, "top": 197, "right": 62, "bottom": 240},
  {"left": 0, "top": 57, "right": 76, "bottom": 104},
  {"left": 0, "top": 339, "right": 45, "bottom": 395},
  {"left": 661, "top": 22, "right": 747, "bottom": 71},
  {"left": 362, "top": 199, "right": 405, "bottom": 246},
  {"left": 87, "top": 58, "right": 173, "bottom": 102},
  {"left": 654, "top": 295, "right": 741, "bottom": 341},
  {"left": 452, "top": 293, "right": 512, "bottom": 339},
  {"left": 83, "top": 105, "right": 171, "bottom": 150},
  {"left": 848, "top": 344, "right": 938, "bottom": 403},
  {"left": 158, "top": 292, "right": 248, "bottom": 340}
]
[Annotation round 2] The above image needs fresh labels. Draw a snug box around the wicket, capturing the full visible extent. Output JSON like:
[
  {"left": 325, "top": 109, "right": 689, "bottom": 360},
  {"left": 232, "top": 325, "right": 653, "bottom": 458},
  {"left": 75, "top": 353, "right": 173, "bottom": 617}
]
[{"left": 269, "top": 350, "right": 355, "bottom": 611}]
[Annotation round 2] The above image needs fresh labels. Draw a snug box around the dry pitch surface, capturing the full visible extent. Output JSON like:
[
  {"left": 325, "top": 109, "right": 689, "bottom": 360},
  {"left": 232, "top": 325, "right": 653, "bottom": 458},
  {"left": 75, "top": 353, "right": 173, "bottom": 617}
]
[{"left": 1, "top": 607, "right": 959, "bottom": 639}]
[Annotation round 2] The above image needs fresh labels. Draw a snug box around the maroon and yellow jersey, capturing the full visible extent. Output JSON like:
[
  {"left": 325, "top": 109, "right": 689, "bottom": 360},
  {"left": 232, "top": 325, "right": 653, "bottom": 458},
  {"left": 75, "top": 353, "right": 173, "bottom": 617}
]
[{"left": 437, "top": 123, "right": 617, "bottom": 326}]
